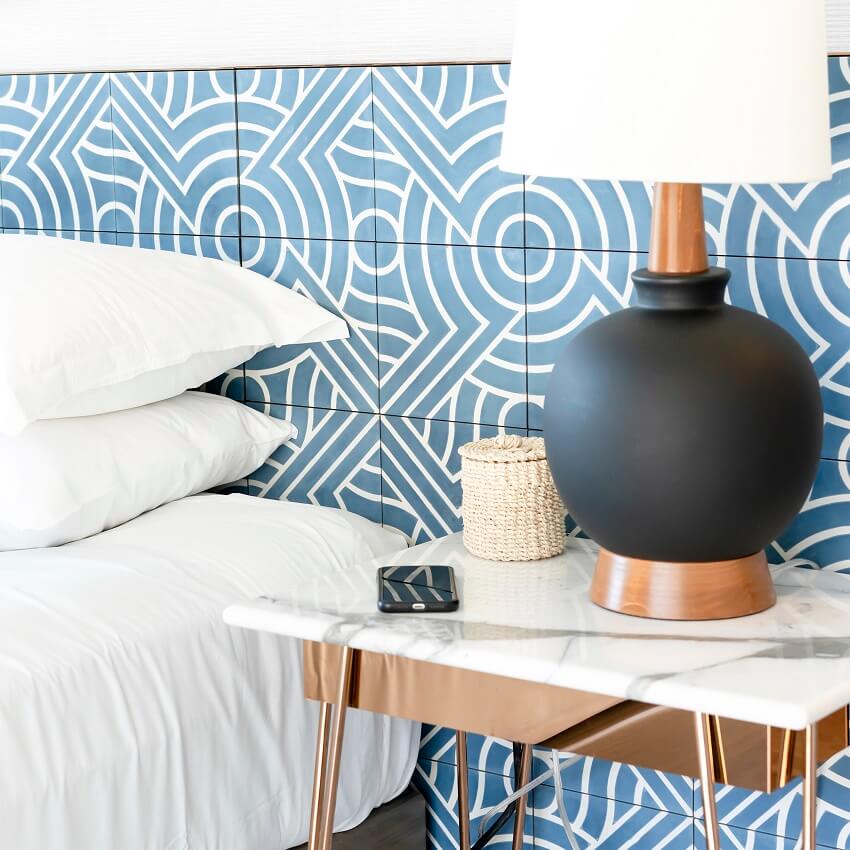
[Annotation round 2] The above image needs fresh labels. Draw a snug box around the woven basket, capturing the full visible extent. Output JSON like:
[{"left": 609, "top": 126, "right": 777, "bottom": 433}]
[{"left": 459, "top": 435, "right": 566, "bottom": 562}]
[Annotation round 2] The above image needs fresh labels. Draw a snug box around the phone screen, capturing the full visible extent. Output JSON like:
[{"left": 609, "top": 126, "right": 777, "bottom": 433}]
[{"left": 378, "top": 565, "right": 458, "bottom": 609}]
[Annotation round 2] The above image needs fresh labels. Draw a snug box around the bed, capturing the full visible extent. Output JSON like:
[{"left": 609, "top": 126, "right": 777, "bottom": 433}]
[{"left": 0, "top": 493, "right": 419, "bottom": 850}]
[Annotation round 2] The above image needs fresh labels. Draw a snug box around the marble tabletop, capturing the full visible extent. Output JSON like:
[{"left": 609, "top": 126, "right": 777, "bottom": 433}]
[{"left": 223, "top": 533, "right": 850, "bottom": 730}]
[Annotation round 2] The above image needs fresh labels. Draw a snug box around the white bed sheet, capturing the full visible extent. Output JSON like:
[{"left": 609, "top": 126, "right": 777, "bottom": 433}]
[{"left": 0, "top": 494, "right": 419, "bottom": 850}]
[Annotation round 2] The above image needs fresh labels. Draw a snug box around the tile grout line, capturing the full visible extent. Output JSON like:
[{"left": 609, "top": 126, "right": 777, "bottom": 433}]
[
  {"left": 245, "top": 400, "right": 847, "bottom": 466},
  {"left": 5, "top": 224, "right": 850, "bottom": 267},
  {"left": 368, "top": 66, "right": 387, "bottom": 531},
  {"left": 231, "top": 66, "right": 248, "bottom": 404}
]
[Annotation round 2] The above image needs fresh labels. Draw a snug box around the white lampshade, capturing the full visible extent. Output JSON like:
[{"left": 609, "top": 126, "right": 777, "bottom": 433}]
[{"left": 501, "top": 0, "right": 832, "bottom": 184}]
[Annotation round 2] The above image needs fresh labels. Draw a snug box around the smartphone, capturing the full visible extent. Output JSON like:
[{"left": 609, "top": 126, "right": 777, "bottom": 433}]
[{"left": 376, "top": 564, "right": 459, "bottom": 613}]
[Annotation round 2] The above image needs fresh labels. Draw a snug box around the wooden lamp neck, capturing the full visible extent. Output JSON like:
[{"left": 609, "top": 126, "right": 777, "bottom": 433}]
[{"left": 648, "top": 183, "right": 709, "bottom": 275}]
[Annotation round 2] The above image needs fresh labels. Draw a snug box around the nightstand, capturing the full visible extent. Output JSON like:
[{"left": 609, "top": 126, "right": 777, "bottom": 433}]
[{"left": 224, "top": 533, "right": 850, "bottom": 850}]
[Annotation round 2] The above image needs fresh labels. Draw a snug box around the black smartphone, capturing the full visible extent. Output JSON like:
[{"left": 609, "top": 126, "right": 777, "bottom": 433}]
[{"left": 376, "top": 564, "right": 459, "bottom": 613}]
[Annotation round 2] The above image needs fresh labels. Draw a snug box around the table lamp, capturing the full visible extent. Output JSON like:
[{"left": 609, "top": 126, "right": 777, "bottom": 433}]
[{"left": 501, "top": 0, "right": 831, "bottom": 620}]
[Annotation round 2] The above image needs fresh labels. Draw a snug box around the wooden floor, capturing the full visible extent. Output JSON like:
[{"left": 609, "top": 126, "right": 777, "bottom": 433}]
[{"left": 295, "top": 786, "right": 425, "bottom": 850}]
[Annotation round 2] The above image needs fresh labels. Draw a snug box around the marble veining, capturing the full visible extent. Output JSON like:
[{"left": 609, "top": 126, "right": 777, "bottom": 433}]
[{"left": 223, "top": 533, "right": 850, "bottom": 730}]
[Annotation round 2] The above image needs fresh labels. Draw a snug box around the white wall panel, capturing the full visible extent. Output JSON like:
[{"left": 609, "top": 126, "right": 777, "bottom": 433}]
[
  {"left": 0, "top": 0, "right": 848, "bottom": 75},
  {"left": 0, "top": 0, "right": 516, "bottom": 74},
  {"left": 828, "top": 0, "right": 850, "bottom": 51}
]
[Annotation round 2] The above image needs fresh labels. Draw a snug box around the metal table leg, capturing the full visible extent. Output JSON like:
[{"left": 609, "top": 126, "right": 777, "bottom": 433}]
[
  {"left": 307, "top": 646, "right": 356, "bottom": 850},
  {"left": 779, "top": 729, "right": 798, "bottom": 787},
  {"left": 307, "top": 702, "right": 333, "bottom": 850},
  {"left": 456, "top": 731, "right": 471, "bottom": 850},
  {"left": 511, "top": 743, "right": 533, "bottom": 850},
  {"left": 803, "top": 724, "right": 818, "bottom": 850},
  {"left": 695, "top": 712, "right": 720, "bottom": 850}
]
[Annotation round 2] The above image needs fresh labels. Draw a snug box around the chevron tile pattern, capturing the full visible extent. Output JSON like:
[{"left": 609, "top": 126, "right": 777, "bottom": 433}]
[
  {"left": 414, "top": 757, "right": 535, "bottom": 850},
  {"left": 111, "top": 71, "right": 239, "bottom": 236},
  {"left": 247, "top": 403, "right": 383, "bottom": 526},
  {"left": 242, "top": 237, "right": 379, "bottom": 412},
  {"left": 694, "top": 750, "right": 850, "bottom": 849},
  {"left": 693, "top": 823, "right": 833, "bottom": 850},
  {"left": 236, "top": 67, "right": 375, "bottom": 242},
  {"left": 532, "top": 783, "right": 695, "bottom": 850},
  {"left": 377, "top": 241, "right": 527, "bottom": 428},
  {"left": 0, "top": 74, "right": 115, "bottom": 232},
  {"left": 380, "top": 416, "right": 527, "bottom": 544},
  {"left": 3, "top": 57, "right": 850, "bottom": 850},
  {"left": 372, "top": 64, "right": 524, "bottom": 248}
]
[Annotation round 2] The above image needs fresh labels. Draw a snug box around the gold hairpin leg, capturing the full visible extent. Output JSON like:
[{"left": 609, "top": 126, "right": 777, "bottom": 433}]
[
  {"left": 695, "top": 712, "right": 720, "bottom": 850},
  {"left": 803, "top": 724, "right": 818, "bottom": 850},
  {"left": 307, "top": 646, "right": 356, "bottom": 850},
  {"left": 512, "top": 743, "right": 533, "bottom": 850},
  {"left": 307, "top": 702, "right": 333, "bottom": 850},
  {"left": 779, "top": 729, "right": 797, "bottom": 787},
  {"left": 456, "top": 731, "right": 471, "bottom": 850},
  {"left": 707, "top": 716, "right": 728, "bottom": 785}
]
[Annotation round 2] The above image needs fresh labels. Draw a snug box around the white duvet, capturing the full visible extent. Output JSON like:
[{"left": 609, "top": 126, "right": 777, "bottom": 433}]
[{"left": 0, "top": 494, "right": 418, "bottom": 850}]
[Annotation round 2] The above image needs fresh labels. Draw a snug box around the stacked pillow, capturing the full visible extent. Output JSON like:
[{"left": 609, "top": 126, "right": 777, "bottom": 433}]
[{"left": 0, "top": 235, "right": 348, "bottom": 550}]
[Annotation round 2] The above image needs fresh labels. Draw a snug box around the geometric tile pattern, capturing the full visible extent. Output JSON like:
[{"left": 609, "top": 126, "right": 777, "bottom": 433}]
[
  {"left": 110, "top": 71, "right": 239, "bottom": 236},
  {"left": 532, "top": 784, "right": 695, "bottom": 850},
  {"left": 0, "top": 74, "right": 115, "bottom": 232},
  {"left": 414, "top": 758, "right": 534, "bottom": 849},
  {"left": 242, "top": 237, "right": 379, "bottom": 412},
  {"left": 372, "top": 65, "right": 523, "bottom": 249},
  {"left": 377, "top": 242, "right": 526, "bottom": 428},
  {"left": 3, "top": 58, "right": 850, "bottom": 850},
  {"left": 694, "top": 751, "right": 850, "bottom": 849},
  {"left": 236, "top": 68, "right": 375, "bottom": 242},
  {"left": 246, "top": 403, "right": 383, "bottom": 527}
]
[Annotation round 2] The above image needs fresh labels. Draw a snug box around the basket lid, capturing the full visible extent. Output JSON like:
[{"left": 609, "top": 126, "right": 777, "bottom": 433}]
[{"left": 458, "top": 435, "right": 547, "bottom": 463}]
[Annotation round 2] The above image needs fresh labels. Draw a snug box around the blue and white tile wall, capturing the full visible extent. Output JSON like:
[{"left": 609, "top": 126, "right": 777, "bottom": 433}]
[{"left": 2, "top": 58, "right": 850, "bottom": 849}]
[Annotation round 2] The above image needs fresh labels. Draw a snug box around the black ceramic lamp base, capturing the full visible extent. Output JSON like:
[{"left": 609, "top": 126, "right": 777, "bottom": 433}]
[{"left": 544, "top": 266, "right": 823, "bottom": 621}]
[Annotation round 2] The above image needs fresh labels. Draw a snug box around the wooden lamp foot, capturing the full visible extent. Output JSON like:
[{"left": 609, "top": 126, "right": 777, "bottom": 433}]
[{"left": 591, "top": 549, "right": 776, "bottom": 620}]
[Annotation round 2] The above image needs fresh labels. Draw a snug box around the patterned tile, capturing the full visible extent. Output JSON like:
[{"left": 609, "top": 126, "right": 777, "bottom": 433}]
[
  {"left": 695, "top": 750, "right": 850, "bottom": 849},
  {"left": 524, "top": 179, "right": 652, "bottom": 254},
  {"left": 377, "top": 242, "right": 527, "bottom": 428},
  {"left": 532, "top": 750, "right": 694, "bottom": 818},
  {"left": 723, "top": 255, "right": 850, "bottom": 461},
  {"left": 110, "top": 70, "right": 239, "bottom": 236},
  {"left": 0, "top": 74, "right": 115, "bottom": 231},
  {"left": 379, "top": 416, "right": 524, "bottom": 544},
  {"left": 247, "top": 403, "right": 382, "bottom": 525},
  {"left": 114, "top": 230, "right": 240, "bottom": 260},
  {"left": 242, "top": 237, "right": 378, "bottom": 412},
  {"left": 420, "top": 725, "right": 458, "bottom": 765},
  {"left": 532, "top": 784, "right": 695, "bottom": 850},
  {"left": 1, "top": 228, "right": 116, "bottom": 245},
  {"left": 236, "top": 68, "right": 375, "bottom": 242},
  {"left": 525, "top": 249, "right": 643, "bottom": 430},
  {"left": 372, "top": 64, "right": 523, "bottom": 248},
  {"left": 418, "top": 727, "right": 517, "bottom": 778},
  {"left": 414, "top": 758, "right": 534, "bottom": 850},
  {"left": 693, "top": 822, "right": 801, "bottom": 849},
  {"left": 770, "top": 459, "right": 850, "bottom": 572}
]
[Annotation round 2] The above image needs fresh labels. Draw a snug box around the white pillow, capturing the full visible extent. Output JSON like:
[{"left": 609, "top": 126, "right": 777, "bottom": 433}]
[
  {"left": 0, "top": 391, "right": 293, "bottom": 551},
  {"left": 0, "top": 234, "right": 348, "bottom": 435}
]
